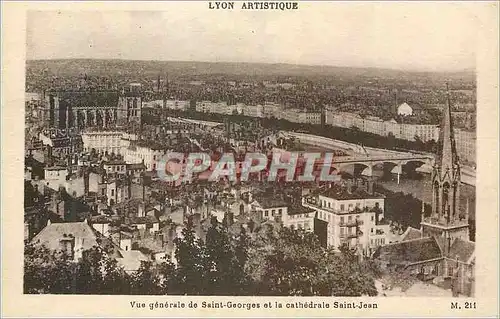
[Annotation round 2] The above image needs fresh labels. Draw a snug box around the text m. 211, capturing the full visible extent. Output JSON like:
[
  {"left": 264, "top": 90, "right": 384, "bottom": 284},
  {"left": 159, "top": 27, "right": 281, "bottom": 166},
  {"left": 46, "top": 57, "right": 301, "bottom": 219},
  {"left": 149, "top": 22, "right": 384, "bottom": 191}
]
[{"left": 451, "top": 301, "right": 476, "bottom": 309}]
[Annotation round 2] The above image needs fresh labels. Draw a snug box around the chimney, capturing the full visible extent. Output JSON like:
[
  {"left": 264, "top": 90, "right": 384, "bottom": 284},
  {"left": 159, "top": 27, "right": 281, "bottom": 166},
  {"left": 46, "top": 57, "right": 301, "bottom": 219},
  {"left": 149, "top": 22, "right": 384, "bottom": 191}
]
[
  {"left": 420, "top": 200, "right": 426, "bottom": 227},
  {"left": 127, "top": 174, "right": 132, "bottom": 199},
  {"left": 159, "top": 233, "right": 164, "bottom": 248},
  {"left": 394, "top": 90, "right": 398, "bottom": 114},
  {"left": 367, "top": 179, "right": 374, "bottom": 195},
  {"left": 346, "top": 179, "right": 353, "bottom": 193},
  {"left": 465, "top": 197, "right": 470, "bottom": 222},
  {"left": 141, "top": 174, "right": 146, "bottom": 201},
  {"left": 138, "top": 202, "right": 145, "bottom": 217},
  {"left": 83, "top": 167, "right": 90, "bottom": 196},
  {"left": 225, "top": 212, "right": 234, "bottom": 227}
]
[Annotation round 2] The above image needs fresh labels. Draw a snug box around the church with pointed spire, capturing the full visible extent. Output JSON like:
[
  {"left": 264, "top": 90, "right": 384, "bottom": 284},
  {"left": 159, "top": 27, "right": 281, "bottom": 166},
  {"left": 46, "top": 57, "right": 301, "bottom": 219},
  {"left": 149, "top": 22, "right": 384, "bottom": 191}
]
[
  {"left": 374, "top": 84, "right": 475, "bottom": 297},
  {"left": 421, "top": 83, "right": 470, "bottom": 245}
]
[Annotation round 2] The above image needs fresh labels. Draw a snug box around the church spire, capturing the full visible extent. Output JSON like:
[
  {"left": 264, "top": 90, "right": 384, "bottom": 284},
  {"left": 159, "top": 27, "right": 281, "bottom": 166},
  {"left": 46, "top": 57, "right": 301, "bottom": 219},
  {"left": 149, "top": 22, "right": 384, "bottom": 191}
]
[
  {"left": 436, "top": 83, "right": 459, "bottom": 178},
  {"left": 421, "top": 83, "right": 469, "bottom": 242}
]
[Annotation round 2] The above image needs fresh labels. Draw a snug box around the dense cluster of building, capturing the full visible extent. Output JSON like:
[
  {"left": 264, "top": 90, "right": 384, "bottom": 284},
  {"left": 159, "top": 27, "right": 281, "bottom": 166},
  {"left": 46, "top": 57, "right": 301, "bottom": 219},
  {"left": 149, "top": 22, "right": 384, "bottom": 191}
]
[{"left": 24, "top": 74, "right": 475, "bottom": 297}]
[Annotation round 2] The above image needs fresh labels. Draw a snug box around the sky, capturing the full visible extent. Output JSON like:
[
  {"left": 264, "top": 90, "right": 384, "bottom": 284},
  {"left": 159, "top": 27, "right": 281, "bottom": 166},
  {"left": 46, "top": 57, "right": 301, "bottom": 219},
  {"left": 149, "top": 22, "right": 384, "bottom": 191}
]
[{"left": 26, "top": 2, "right": 484, "bottom": 71}]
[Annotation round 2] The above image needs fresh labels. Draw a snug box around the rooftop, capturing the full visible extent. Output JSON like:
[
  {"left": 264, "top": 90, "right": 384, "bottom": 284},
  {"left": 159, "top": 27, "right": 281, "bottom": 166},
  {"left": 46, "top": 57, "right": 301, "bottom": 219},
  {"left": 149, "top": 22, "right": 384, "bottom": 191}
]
[
  {"left": 252, "top": 195, "right": 288, "bottom": 209},
  {"left": 374, "top": 237, "right": 443, "bottom": 266},
  {"left": 57, "top": 91, "right": 120, "bottom": 108},
  {"left": 319, "top": 184, "right": 384, "bottom": 201},
  {"left": 31, "top": 220, "right": 99, "bottom": 252},
  {"left": 401, "top": 227, "right": 423, "bottom": 241},
  {"left": 288, "top": 205, "right": 316, "bottom": 216}
]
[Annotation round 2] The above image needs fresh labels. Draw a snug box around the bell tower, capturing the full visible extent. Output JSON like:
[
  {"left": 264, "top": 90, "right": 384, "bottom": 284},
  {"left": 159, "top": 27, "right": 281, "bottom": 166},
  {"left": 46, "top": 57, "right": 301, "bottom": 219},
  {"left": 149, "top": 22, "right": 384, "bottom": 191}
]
[{"left": 421, "top": 84, "right": 469, "bottom": 247}]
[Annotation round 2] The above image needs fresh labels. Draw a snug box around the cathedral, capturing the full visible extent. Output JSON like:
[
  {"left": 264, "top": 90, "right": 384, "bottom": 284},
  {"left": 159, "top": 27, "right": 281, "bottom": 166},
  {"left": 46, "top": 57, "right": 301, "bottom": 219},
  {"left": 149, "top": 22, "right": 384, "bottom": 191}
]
[
  {"left": 374, "top": 85, "right": 475, "bottom": 297},
  {"left": 42, "top": 83, "right": 143, "bottom": 130}
]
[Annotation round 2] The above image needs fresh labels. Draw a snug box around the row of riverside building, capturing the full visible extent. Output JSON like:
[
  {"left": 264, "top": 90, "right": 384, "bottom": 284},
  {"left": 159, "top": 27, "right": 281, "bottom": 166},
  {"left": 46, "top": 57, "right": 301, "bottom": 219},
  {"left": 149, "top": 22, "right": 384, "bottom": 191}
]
[{"left": 151, "top": 99, "right": 476, "bottom": 164}]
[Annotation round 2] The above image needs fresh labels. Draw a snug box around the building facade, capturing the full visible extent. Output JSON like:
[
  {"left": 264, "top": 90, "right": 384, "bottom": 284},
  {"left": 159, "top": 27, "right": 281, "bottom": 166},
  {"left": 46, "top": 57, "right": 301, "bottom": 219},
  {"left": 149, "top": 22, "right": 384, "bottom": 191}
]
[
  {"left": 300, "top": 180, "right": 391, "bottom": 254},
  {"left": 43, "top": 84, "right": 143, "bottom": 130}
]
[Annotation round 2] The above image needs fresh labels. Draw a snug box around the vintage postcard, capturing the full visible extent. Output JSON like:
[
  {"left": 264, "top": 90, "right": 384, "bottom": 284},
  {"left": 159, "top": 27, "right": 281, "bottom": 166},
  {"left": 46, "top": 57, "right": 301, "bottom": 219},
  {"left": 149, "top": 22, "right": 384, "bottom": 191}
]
[{"left": 1, "top": 1, "right": 499, "bottom": 318}]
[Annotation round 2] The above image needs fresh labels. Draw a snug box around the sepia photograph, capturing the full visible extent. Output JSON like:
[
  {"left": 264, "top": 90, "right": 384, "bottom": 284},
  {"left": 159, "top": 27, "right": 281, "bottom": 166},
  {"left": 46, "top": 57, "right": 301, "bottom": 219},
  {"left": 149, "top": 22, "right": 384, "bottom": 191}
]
[{"left": 2, "top": 1, "right": 499, "bottom": 317}]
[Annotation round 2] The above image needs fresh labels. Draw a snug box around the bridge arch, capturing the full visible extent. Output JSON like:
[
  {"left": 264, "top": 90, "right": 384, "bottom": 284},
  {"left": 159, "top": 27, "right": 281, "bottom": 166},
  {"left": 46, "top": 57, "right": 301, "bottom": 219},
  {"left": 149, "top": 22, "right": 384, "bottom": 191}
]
[
  {"left": 336, "top": 162, "right": 372, "bottom": 178},
  {"left": 402, "top": 160, "right": 427, "bottom": 178}
]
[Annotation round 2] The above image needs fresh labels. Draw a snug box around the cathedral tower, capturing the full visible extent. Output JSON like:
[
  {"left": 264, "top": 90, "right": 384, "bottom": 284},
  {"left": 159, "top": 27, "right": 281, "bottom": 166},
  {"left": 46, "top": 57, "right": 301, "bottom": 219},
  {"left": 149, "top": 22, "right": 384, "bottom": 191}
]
[{"left": 421, "top": 84, "right": 469, "bottom": 247}]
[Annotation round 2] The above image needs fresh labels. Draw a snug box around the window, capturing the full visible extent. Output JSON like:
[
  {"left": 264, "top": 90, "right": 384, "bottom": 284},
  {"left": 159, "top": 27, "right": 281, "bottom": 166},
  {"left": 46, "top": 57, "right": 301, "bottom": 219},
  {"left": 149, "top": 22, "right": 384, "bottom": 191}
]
[
  {"left": 264, "top": 210, "right": 268, "bottom": 217},
  {"left": 101, "top": 189, "right": 105, "bottom": 196},
  {"left": 340, "top": 217, "right": 345, "bottom": 224},
  {"left": 371, "top": 215, "right": 374, "bottom": 222},
  {"left": 111, "top": 189, "right": 114, "bottom": 196},
  {"left": 348, "top": 216, "right": 352, "bottom": 222},
  {"left": 328, "top": 202, "right": 331, "bottom": 208},
  {"left": 340, "top": 204, "right": 345, "bottom": 211},
  {"left": 278, "top": 209, "right": 282, "bottom": 215},
  {"left": 371, "top": 228, "right": 374, "bottom": 233},
  {"left": 271, "top": 209, "right": 276, "bottom": 216}
]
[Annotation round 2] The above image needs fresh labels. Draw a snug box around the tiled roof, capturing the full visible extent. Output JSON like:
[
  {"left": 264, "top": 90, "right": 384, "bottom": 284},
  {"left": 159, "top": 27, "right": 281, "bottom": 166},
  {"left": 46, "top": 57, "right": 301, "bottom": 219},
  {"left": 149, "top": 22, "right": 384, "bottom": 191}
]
[
  {"left": 447, "top": 238, "right": 475, "bottom": 263},
  {"left": 252, "top": 195, "right": 287, "bottom": 209},
  {"left": 127, "top": 163, "right": 146, "bottom": 170},
  {"left": 129, "top": 215, "right": 159, "bottom": 225},
  {"left": 288, "top": 205, "right": 315, "bottom": 216},
  {"left": 375, "top": 237, "right": 443, "bottom": 266},
  {"left": 117, "top": 250, "right": 149, "bottom": 273},
  {"left": 320, "top": 184, "right": 383, "bottom": 200},
  {"left": 58, "top": 91, "right": 119, "bottom": 108},
  {"left": 89, "top": 215, "right": 113, "bottom": 224},
  {"left": 31, "top": 220, "right": 99, "bottom": 252},
  {"left": 401, "top": 227, "right": 423, "bottom": 241}
]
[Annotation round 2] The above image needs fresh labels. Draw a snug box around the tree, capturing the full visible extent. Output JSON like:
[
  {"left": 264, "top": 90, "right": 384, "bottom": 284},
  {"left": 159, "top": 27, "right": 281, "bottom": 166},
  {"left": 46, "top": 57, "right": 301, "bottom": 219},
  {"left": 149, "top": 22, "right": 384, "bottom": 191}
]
[
  {"left": 170, "top": 216, "right": 207, "bottom": 295},
  {"left": 130, "top": 261, "right": 162, "bottom": 295},
  {"left": 248, "top": 227, "right": 378, "bottom": 296},
  {"left": 24, "top": 243, "right": 75, "bottom": 294},
  {"left": 232, "top": 226, "right": 252, "bottom": 294},
  {"left": 204, "top": 217, "right": 236, "bottom": 295},
  {"left": 24, "top": 243, "right": 130, "bottom": 295},
  {"left": 74, "top": 244, "right": 131, "bottom": 294}
]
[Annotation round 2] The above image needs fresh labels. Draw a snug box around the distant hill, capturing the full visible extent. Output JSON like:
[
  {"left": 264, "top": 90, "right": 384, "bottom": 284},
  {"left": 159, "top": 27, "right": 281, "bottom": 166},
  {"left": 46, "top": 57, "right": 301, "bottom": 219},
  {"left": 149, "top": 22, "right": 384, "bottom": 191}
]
[{"left": 26, "top": 59, "right": 475, "bottom": 83}]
